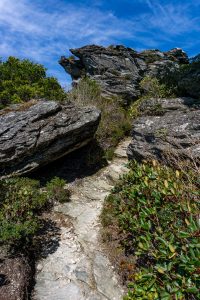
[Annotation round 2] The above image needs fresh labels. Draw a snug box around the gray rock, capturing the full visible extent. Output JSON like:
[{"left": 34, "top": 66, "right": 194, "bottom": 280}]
[
  {"left": 127, "top": 97, "right": 200, "bottom": 164},
  {"left": 178, "top": 61, "right": 200, "bottom": 99},
  {"left": 33, "top": 139, "right": 130, "bottom": 300},
  {"left": 59, "top": 45, "right": 188, "bottom": 104},
  {"left": 0, "top": 101, "right": 101, "bottom": 177}
]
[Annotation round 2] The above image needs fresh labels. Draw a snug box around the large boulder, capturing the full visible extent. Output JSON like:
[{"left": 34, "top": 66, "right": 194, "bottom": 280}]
[
  {"left": 0, "top": 101, "right": 101, "bottom": 177},
  {"left": 127, "top": 98, "right": 200, "bottom": 165},
  {"left": 59, "top": 45, "right": 188, "bottom": 104}
]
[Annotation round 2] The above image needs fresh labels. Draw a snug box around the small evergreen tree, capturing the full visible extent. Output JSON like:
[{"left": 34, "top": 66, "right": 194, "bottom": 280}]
[{"left": 0, "top": 56, "right": 66, "bottom": 108}]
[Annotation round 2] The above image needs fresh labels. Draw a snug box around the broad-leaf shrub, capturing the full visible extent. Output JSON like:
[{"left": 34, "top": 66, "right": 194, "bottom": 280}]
[
  {"left": 0, "top": 177, "right": 48, "bottom": 243},
  {"left": 0, "top": 176, "right": 70, "bottom": 244},
  {"left": 102, "top": 160, "right": 200, "bottom": 300}
]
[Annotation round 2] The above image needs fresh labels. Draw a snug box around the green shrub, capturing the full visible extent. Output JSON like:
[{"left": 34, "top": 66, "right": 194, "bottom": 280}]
[
  {"left": 0, "top": 176, "right": 71, "bottom": 244},
  {"left": 140, "top": 76, "right": 174, "bottom": 99},
  {"left": 129, "top": 76, "right": 174, "bottom": 118},
  {"left": 46, "top": 177, "right": 71, "bottom": 203},
  {"left": 0, "top": 56, "right": 66, "bottom": 108},
  {"left": 68, "top": 77, "right": 131, "bottom": 156},
  {"left": 0, "top": 177, "right": 48, "bottom": 244},
  {"left": 68, "top": 77, "right": 101, "bottom": 106},
  {"left": 102, "top": 160, "right": 200, "bottom": 300}
]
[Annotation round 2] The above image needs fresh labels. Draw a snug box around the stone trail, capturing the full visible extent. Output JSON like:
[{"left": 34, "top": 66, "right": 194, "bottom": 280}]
[{"left": 33, "top": 138, "right": 131, "bottom": 300}]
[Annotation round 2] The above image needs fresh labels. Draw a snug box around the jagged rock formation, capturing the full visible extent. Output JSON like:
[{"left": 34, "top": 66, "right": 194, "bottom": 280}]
[
  {"left": 127, "top": 97, "right": 200, "bottom": 164},
  {"left": 59, "top": 45, "right": 188, "bottom": 104},
  {"left": 0, "top": 101, "right": 100, "bottom": 177},
  {"left": 177, "top": 61, "right": 200, "bottom": 99}
]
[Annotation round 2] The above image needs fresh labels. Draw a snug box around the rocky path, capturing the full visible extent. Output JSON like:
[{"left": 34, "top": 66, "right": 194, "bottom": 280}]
[{"left": 33, "top": 138, "right": 131, "bottom": 300}]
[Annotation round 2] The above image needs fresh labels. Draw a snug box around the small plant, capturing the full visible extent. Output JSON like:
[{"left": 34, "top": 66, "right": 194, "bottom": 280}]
[
  {"left": 46, "top": 177, "right": 71, "bottom": 203},
  {"left": 155, "top": 128, "right": 168, "bottom": 139},
  {"left": 140, "top": 76, "right": 174, "bottom": 99},
  {"left": 129, "top": 76, "right": 174, "bottom": 119},
  {"left": 0, "top": 177, "right": 48, "bottom": 244},
  {"left": 102, "top": 160, "right": 200, "bottom": 300},
  {"left": 69, "top": 77, "right": 131, "bottom": 158},
  {"left": 68, "top": 77, "right": 101, "bottom": 106},
  {"left": 67, "top": 55, "right": 76, "bottom": 61}
]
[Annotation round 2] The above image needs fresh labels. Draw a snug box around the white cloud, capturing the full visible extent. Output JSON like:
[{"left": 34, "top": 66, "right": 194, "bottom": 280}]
[
  {"left": 0, "top": 0, "right": 200, "bottom": 86},
  {"left": 144, "top": 0, "right": 200, "bottom": 35}
]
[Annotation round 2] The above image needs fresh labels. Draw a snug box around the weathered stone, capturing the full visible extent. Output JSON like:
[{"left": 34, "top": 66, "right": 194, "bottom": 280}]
[
  {"left": 127, "top": 98, "right": 200, "bottom": 164},
  {"left": 60, "top": 45, "right": 188, "bottom": 104},
  {"left": 33, "top": 139, "right": 131, "bottom": 300},
  {"left": 0, "top": 101, "right": 101, "bottom": 177}
]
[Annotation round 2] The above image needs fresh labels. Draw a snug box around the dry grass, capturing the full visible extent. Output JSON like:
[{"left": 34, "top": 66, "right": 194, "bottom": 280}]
[
  {"left": 0, "top": 99, "right": 38, "bottom": 116},
  {"left": 68, "top": 77, "right": 131, "bottom": 159}
]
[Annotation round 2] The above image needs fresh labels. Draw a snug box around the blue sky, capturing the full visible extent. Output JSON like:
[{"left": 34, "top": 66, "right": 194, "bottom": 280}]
[{"left": 0, "top": 0, "right": 200, "bottom": 88}]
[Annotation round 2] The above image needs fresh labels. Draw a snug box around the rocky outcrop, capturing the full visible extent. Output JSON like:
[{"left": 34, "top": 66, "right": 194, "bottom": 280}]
[
  {"left": 60, "top": 45, "right": 188, "bottom": 104},
  {"left": 177, "top": 61, "right": 200, "bottom": 99},
  {"left": 0, "top": 101, "right": 101, "bottom": 177},
  {"left": 127, "top": 97, "right": 200, "bottom": 165}
]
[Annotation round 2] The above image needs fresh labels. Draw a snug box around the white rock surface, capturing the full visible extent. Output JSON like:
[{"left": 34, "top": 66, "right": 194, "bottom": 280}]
[{"left": 33, "top": 138, "right": 131, "bottom": 300}]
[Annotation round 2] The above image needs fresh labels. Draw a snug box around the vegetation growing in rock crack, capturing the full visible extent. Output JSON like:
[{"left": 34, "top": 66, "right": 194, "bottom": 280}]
[
  {"left": 101, "top": 160, "right": 200, "bottom": 300},
  {"left": 68, "top": 77, "right": 132, "bottom": 160},
  {"left": 129, "top": 76, "right": 174, "bottom": 119}
]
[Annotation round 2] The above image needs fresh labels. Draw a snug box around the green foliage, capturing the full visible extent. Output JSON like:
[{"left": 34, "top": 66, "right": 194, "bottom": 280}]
[
  {"left": 0, "top": 176, "right": 70, "bottom": 244},
  {"left": 102, "top": 160, "right": 200, "bottom": 300},
  {"left": 129, "top": 76, "right": 173, "bottom": 119},
  {"left": 140, "top": 76, "right": 174, "bottom": 99},
  {"left": 0, "top": 177, "right": 48, "bottom": 244},
  {"left": 46, "top": 177, "right": 71, "bottom": 203},
  {"left": 159, "top": 60, "right": 200, "bottom": 98},
  {"left": 68, "top": 77, "right": 101, "bottom": 106},
  {"left": 0, "top": 56, "right": 66, "bottom": 108},
  {"left": 68, "top": 77, "right": 131, "bottom": 156},
  {"left": 177, "top": 61, "right": 200, "bottom": 97}
]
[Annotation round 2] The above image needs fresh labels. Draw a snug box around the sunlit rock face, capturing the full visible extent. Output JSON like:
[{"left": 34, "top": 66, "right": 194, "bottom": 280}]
[
  {"left": 127, "top": 97, "right": 200, "bottom": 165},
  {"left": 60, "top": 45, "right": 188, "bottom": 104},
  {"left": 0, "top": 101, "right": 101, "bottom": 177}
]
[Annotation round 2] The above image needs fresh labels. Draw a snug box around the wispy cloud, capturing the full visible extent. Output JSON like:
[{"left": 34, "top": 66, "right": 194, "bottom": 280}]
[
  {"left": 144, "top": 0, "right": 200, "bottom": 35},
  {"left": 0, "top": 0, "right": 200, "bottom": 86}
]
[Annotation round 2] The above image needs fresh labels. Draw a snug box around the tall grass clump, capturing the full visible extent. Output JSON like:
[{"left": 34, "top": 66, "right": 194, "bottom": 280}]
[{"left": 68, "top": 77, "right": 131, "bottom": 159}]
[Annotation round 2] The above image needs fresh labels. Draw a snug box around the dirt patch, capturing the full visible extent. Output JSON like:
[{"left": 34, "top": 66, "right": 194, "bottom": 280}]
[{"left": 0, "top": 256, "right": 31, "bottom": 300}]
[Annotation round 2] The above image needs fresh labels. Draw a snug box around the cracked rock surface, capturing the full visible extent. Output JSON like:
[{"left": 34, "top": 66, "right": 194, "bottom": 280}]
[
  {"left": 127, "top": 97, "right": 200, "bottom": 164},
  {"left": 33, "top": 138, "right": 131, "bottom": 300},
  {"left": 0, "top": 101, "right": 101, "bottom": 177},
  {"left": 60, "top": 45, "right": 188, "bottom": 104}
]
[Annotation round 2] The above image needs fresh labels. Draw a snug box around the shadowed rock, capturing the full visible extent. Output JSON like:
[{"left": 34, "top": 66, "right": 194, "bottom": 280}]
[{"left": 0, "top": 101, "right": 101, "bottom": 177}]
